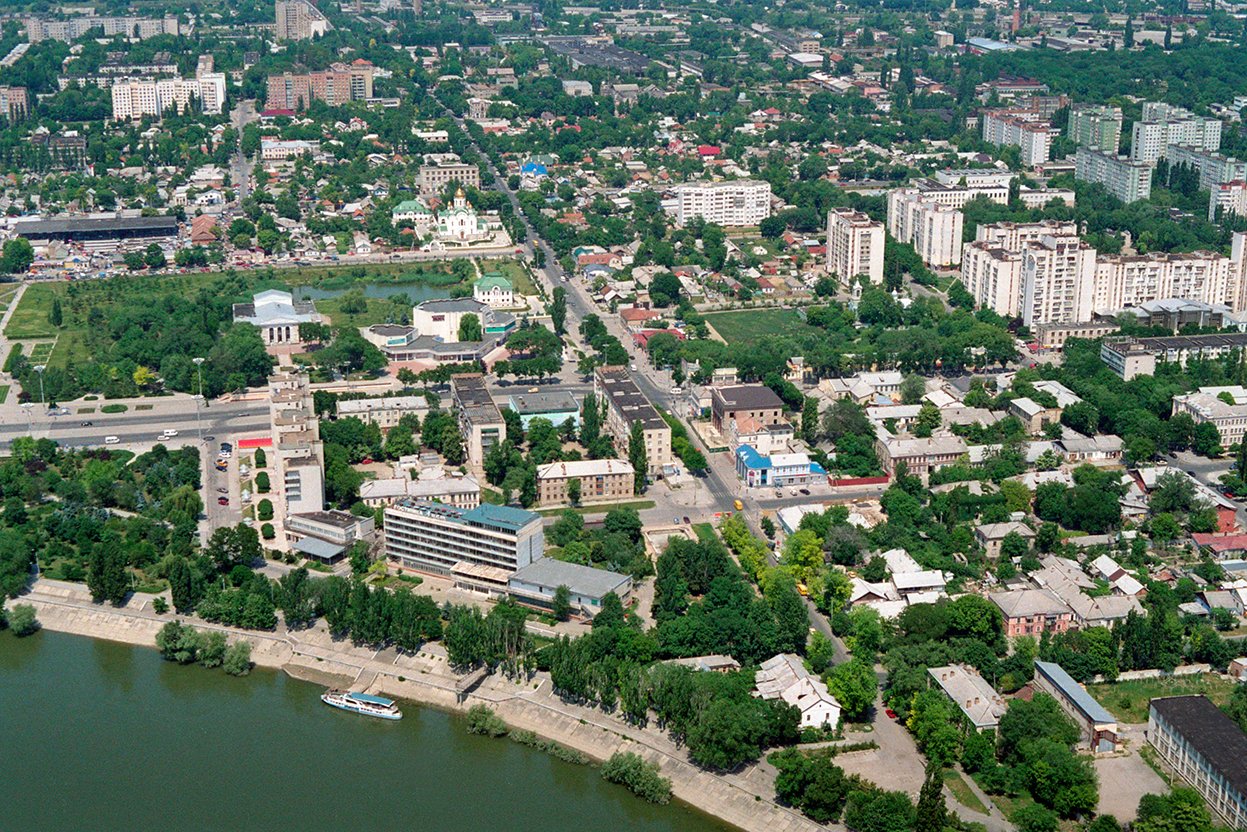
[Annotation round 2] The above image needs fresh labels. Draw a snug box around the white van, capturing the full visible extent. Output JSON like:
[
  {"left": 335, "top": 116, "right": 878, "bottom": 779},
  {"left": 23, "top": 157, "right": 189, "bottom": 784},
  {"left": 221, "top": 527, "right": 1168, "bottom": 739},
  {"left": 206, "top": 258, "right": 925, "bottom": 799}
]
[
  {"left": 104, "top": 436, "right": 119, "bottom": 445},
  {"left": 162, "top": 429, "right": 178, "bottom": 438}
]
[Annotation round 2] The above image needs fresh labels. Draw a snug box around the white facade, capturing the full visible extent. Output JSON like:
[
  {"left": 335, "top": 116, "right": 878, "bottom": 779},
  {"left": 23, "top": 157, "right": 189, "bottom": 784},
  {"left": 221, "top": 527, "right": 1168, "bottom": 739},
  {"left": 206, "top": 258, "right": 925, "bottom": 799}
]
[
  {"left": 1211, "top": 181, "right": 1247, "bottom": 221},
  {"left": 1131, "top": 103, "right": 1222, "bottom": 163},
  {"left": 1093, "top": 251, "right": 1241, "bottom": 312},
  {"left": 275, "top": 0, "right": 330, "bottom": 40},
  {"left": 962, "top": 243, "right": 1024, "bottom": 316},
  {"left": 1075, "top": 147, "right": 1153, "bottom": 203},
  {"left": 886, "top": 189, "right": 964, "bottom": 267},
  {"left": 111, "top": 76, "right": 225, "bottom": 121},
  {"left": 1171, "top": 392, "right": 1247, "bottom": 448},
  {"left": 981, "top": 109, "right": 1053, "bottom": 166},
  {"left": 1019, "top": 235, "right": 1098, "bottom": 326},
  {"left": 382, "top": 500, "right": 545, "bottom": 577},
  {"left": 674, "top": 179, "right": 771, "bottom": 227},
  {"left": 826, "top": 207, "right": 883, "bottom": 287}
]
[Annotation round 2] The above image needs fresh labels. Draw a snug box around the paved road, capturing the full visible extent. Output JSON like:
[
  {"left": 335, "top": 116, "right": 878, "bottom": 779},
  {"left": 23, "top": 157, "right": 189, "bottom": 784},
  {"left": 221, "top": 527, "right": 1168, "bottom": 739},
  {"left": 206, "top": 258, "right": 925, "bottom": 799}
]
[
  {"left": 0, "top": 398, "right": 269, "bottom": 449},
  {"left": 230, "top": 99, "right": 258, "bottom": 202}
]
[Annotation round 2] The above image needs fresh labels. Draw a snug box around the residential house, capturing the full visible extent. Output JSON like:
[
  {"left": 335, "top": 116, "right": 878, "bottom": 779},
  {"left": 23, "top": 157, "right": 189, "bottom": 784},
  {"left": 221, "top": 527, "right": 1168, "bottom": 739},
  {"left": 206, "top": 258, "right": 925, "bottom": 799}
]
[
  {"left": 755, "top": 653, "right": 842, "bottom": 730},
  {"left": 990, "top": 588, "right": 1075, "bottom": 636}
]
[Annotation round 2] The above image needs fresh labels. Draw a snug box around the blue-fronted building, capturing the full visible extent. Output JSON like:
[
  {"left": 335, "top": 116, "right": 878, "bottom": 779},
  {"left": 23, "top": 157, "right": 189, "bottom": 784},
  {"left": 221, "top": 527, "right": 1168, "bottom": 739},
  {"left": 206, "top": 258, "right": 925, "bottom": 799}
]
[{"left": 734, "top": 445, "right": 825, "bottom": 488}]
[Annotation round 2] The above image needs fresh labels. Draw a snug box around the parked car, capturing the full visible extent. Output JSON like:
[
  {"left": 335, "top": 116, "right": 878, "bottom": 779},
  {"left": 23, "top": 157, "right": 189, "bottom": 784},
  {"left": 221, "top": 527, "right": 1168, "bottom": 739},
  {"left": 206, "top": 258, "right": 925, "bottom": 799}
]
[
  {"left": 885, "top": 709, "right": 898, "bottom": 720},
  {"left": 217, "top": 497, "right": 229, "bottom": 505},
  {"left": 216, "top": 487, "right": 228, "bottom": 494},
  {"left": 80, "top": 420, "right": 93, "bottom": 427}
]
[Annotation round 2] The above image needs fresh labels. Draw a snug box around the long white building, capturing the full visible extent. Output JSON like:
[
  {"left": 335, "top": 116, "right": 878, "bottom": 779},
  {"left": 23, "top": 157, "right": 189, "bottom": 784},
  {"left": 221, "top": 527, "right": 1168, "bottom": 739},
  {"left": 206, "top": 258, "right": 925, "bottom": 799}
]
[
  {"left": 886, "top": 189, "right": 964, "bottom": 267},
  {"left": 674, "top": 179, "right": 771, "bottom": 227},
  {"left": 826, "top": 207, "right": 883, "bottom": 287},
  {"left": 1131, "top": 102, "right": 1222, "bottom": 163},
  {"left": 1162, "top": 144, "right": 1247, "bottom": 192},
  {"left": 111, "top": 74, "right": 227, "bottom": 120},
  {"left": 383, "top": 500, "right": 545, "bottom": 578},
  {"left": 1211, "top": 181, "right": 1247, "bottom": 221},
  {"left": 1075, "top": 147, "right": 1153, "bottom": 203},
  {"left": 1092, "top": 250, "right": 1242, "bottom": 312}
]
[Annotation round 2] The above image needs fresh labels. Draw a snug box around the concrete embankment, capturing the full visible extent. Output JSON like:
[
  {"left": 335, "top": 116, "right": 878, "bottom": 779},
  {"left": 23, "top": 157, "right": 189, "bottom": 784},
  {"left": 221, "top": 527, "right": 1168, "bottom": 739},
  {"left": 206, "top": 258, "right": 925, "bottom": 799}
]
[{"left": 18, "top": 579, "right": 826, "bottom": 832}]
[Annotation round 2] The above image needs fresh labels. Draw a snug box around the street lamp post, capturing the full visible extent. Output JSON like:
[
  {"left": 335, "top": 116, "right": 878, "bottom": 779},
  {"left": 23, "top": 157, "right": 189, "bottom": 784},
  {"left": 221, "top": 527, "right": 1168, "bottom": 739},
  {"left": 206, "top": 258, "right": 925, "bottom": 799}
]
[
  {"left": 193, "top": 357, "right": 206, "bottom": 398},
  {"left": 21, "top": 402, "right": 31, "bottom": 436},
  {"left": 33, "top": 364, "right": 45, "bottom": 410},
  {"left": 194, "top": 394, "right": 203, "bottom": 447}
]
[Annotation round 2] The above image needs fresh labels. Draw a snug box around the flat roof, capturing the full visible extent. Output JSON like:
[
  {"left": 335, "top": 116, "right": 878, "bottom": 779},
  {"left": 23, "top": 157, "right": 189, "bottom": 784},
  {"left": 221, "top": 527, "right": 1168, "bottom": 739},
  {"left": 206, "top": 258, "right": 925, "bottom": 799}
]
[
  {"left": 713, "top": 384, "right": 785, "bottom": 411},
  {"left": 293, "top": 536, "right": 346, "bottom": 560},
  {"left": 461, "top": 502, "right": 539, "bottom": 531},
  {"left": 508, "top": 389, "right": 578, "bottom": 415},
  {"left": 1151, "top": 695, "right": 1247, "bottom": 798},
  {"left": 1034, "top": 660, "right": 1116, "bottom": 725},
  {"left": 14, "top": 215, "right": 178, "bottom": 235},
  {"left": 595, "top": 366, "right": 667, "bottom": 431},
  {"left": 289, "top": 510, "right": 361, "bottom": 530},
  {"left": 510, "top": 557, "right": 630, "bottom": 598}
]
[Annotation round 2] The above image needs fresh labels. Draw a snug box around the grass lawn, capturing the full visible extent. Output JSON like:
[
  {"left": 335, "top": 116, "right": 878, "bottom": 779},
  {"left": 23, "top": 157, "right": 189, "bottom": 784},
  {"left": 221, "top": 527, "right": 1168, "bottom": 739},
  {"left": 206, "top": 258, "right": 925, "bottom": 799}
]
[
  {"left": 944, "top": 770, "right": 987, "bottom": 814},
  {"left": 495, "top": 259, "right": 537, "bottom": 296},
  {"left": 0, "top": 385, "right": 9, "bottom": 403},
  {"left": 49, "top": 329, "right": 91, "bottom": 371},
  {"left": 4, "top": 283, "right": 66, "bottom": 339},
  {"left": 1086, "top": 673, "right": 1236, "bottom": 723},
  {"left": 693, "top": 522, "right": 717, "bottom": 543},
  {"left": 702, "top": 307, "right": 820, "bottom": 345},
  {"left": 27, "top": 342, "right": 54, "bottom": 363}
]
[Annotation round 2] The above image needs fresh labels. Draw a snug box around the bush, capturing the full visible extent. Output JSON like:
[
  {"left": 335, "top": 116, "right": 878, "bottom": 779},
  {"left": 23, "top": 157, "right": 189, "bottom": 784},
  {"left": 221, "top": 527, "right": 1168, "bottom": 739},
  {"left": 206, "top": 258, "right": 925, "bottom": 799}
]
[
  {"left": 155, "top": 620, "right": 200, "bottom": 663},
  {"left": 255, "top": 471, "right": 270, "bottom": 493},
  {"left": 222, "top": 640, "right": 252, "bottom": 676},
  {"left": 465, "top": 704, "right": 510, "bottom": 737},
  {"left": 8, "top": 603, "right": 39, "bottom": 636},
  {"left": 600, "top": 752, "right": 672, "bottom": 805},
  {"left": 198, "top": 630, "right": 228, "bottom": 668},
  {"left": 152, "top": 597, "right": 169, "bottom": 614},
  {"left": 257, "top": 499, "right": 273, "bottom": 521},
  {"left": 254, "top": 448, "right": 267, "bottom": 468},
  {"left": 261, "top": 523, "right": 275, "bottom": 540},
  {"left": 101, "top": 404, "right": 127, "bottom": 413}
]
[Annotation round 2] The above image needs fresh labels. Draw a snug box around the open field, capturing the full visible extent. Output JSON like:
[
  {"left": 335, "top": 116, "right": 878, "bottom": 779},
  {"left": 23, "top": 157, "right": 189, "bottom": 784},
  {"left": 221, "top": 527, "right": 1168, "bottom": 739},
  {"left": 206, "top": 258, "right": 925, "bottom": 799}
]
[
  {"left": 4, "top": 282, "right": 65, "bottom": 339},
  {"left": 495, "top": 260, "right": 538, "bottom": 297},
  {"left": 1085, "top": 672, "right": 1236, "bottom": 723},
  {"left": 702, "top": 308, "right": 819, "bottom": 345}
]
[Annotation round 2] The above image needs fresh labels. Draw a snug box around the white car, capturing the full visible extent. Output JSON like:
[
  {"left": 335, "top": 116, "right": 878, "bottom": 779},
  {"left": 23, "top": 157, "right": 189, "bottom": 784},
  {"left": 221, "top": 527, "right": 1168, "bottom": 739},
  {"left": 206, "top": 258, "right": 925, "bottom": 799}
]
[{"left": 162, "top": 429, "right": 178, "bottom": 438}]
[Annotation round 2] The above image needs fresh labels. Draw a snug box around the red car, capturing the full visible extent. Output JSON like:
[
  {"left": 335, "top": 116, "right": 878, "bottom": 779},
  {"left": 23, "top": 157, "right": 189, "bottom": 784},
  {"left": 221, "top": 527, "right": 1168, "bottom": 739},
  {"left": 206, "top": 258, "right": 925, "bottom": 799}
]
[
  {"left": 360, "top": 458, "right": 373, "bottom": 464},
  {"left": 885, "top": 708, "right": 898, "bottom": 720},
  {"left": 217, "top": 497, "right": 229, "bottom": 506}
]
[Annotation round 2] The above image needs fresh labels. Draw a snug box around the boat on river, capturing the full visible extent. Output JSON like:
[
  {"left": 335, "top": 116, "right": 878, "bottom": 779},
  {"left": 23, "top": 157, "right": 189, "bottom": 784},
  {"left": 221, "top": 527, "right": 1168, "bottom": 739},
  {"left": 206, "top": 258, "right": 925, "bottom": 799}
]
[{"left": 321, "top": 689, "right": 402, "bottom": 720}]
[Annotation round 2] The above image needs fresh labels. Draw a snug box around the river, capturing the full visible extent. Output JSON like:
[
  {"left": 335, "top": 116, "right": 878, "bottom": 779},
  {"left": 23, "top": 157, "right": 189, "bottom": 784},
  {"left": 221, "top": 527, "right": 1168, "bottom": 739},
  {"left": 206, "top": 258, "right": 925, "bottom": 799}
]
[{"left": 0, "top": 631, "right": 734, "bottom": 832}]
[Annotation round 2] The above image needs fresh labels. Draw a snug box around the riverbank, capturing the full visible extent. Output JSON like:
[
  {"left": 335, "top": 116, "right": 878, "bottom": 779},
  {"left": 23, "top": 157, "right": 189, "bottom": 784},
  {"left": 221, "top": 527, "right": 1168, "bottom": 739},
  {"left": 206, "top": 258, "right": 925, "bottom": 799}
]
[{"left": 16, "top": 578, "right": 826, "bottom": 832}]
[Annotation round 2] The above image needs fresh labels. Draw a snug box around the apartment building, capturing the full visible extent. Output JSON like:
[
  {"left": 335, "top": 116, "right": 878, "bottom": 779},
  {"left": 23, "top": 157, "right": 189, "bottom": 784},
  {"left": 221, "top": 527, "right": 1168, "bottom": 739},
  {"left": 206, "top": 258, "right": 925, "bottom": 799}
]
[
  {"left": 593, "top": 366, "right": 672, "bottom": 475},
  {"left": 536, "top": 459, "right": 634, "bottom": 507},
  {"left": 1131, "top": 102, "right": 1222, "bottom": 163},
  {"left": 383, "top": 500, "right": 545, "bottom": 579},
  {"left": 674, "top": 179, "right": 772, "bottom": 227},
  {"left": 1092, "top": 250, "right": 1240, "bottom": 311},
  {"left": 710, "top": 384, "right": 786, "bottom": 433},
  {"left": 359, "top": 475, "right": 481, "bottom": 510},
  {"left": 336, "top": 395, "right": 431, "bottom": 432},
  {"left": 1211, "top": 181, "right": 1247, "bottom": 221},
  {"left": 269, "top": 372, "right": 325, "bottom": 516},
  {"left": 25, "top": 14, "right": 178, "bottom": 41},
  {"left": 826, "top": 207, "right": 884, "bottom": 287},
  {"left": 1162, "top": 144, "right": 1247, "bottom": 191},
  {"left": 1075, "top": 147, "right": 1153, "bottom": 203},
  {"left": 417, "top": 162, "right": 481, "bottom": 196},
  {"left": 275, "top": 0, "right": 330, "bottom": 40},
  {"left": 886, "top": 189, "right": 964, "bottom": 267},
  {"left": 266, "top": 62, "right": 373, "bottom": 110},
  {"left": 451, "top": 373, "right": 505, "bottom": 475},
  {"left": 981, "top": 108, "right": 1054, "bottom": 167},
  {"left": 990, "top": 588, "right": 1075, "bottom": 636},
  {"left": 1149, "top": 695, "right": 1247, "bottom": 829},
  {"left": 875, "top": 434, "right": 968, "bottom": 481},
  {"left": 111, "top": 75, "right": 227, "bottom": 120},
  {"left": 962, "top": 221, "right": 1083, "bottom": 321},
  {"left": 1171, "top": 391, "right": 1247, "bottom": 447},
  {"left": 974, "top": 219, "right": 1078, "bottom": 251},
  {"left": 1019, "top": 234, "right": 1098, "bottom": 326},
  {"left": 962, "top": 244, "right": 1025, "bottom": 316},
  {"left": 0, "top": 86, "right": 27, "bottom": 122},
  {"left": 1102, "top": 333, "right": 1247, "bottom": 380},
  {"left": 1066, "top": 104, "right": 1122, "bottom": 152}
]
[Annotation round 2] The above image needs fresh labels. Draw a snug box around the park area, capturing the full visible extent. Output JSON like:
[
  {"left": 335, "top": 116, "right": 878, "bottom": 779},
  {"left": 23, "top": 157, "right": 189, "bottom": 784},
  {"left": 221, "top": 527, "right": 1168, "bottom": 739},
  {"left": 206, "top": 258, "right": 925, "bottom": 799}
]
[
  {"left": 1085, "top": 672, "right": 1236, "bottom": 723},
  {"left": 702, "top": 307, "right": 821, "bottom": 345}
]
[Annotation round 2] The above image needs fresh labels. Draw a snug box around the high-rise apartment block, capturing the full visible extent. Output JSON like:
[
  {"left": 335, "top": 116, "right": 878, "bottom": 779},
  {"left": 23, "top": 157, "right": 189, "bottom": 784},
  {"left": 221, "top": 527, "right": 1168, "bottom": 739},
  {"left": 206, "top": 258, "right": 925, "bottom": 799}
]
[
  {"left": 981, "top": 108, "right": 1054, "bottom": 167},
  {"left": 0, "top": 87, "right": 27, "bottom": 122},
  {"left": 269, "top": 372, "right": 326, "bottom": 516},
  {"left": 674, "top": 179, "right": 771, "bottom": 227},
  {"left": 1066, "top": 104, "right": 1122, "bottom": 152},
  {"left": 25, "top": 14, "right": 178, "bottom": 42},
  {"left": 826, "top": 207, "right": 884, "bottom": 287},
  {"left": 886, "top": 189, "right": 964, "bottom": 267},
  {"left": 266, "top": 61, "right": 374, "bottom": 110},
  {"left": 1075, "top": 147, "right": 1153, "bottom": 203},
  {"left": 1211, "top": 181, "right": 1247, "bottom": 221},
  {"left": 964, "top": 221, "right": 1247, "bottom": 325},
  {"left": 1161, "top": 144, "right": 1247, "bottom": 191},
  {"left": 275, "top": 0, "right": 330, "bottom": 40},
  {"left": 111, "top": 74, "right": 227, "bottom": 121},
  {"left": 1130, "top": 102, "right": 1222, "bottom": 163}
]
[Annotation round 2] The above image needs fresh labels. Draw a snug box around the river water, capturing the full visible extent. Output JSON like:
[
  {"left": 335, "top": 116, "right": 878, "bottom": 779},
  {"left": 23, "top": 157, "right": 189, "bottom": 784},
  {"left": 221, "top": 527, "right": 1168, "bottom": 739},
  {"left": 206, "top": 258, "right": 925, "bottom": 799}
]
[{"left": 0, "top": 631, "right": 733, "bottom": 832}]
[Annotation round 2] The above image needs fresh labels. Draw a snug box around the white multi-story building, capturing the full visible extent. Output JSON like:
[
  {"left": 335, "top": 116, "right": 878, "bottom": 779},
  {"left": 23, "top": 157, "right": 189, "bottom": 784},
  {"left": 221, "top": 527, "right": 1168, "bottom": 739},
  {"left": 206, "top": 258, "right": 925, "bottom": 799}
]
[
  {"left": 961, "top": 243, "right": 1024, "bottom": 316},
  {"left": 933, "top": 168, "right": 1016, "bottom": 189},
  {"left": 886, "top": 189, "right": 964, "bottom": 267},
  {"left": 269, "top": 372, "right": 326, "bottom": 517},
  {"left": 275, "top": 0, "right": 330, "bottom": 40},
  {"left": 383, "top": 500, "right": 545, "bottom": 579},
  {"left": 674, "top": 179, "right": 771, "bottom": 227},
  {"left": 1162, "top": 144, "right": 1247, "bottom": 191},
  {"left": 25, "top": 14, "right": 178, "bottom": 41},
  {"left": 1211, "top": 181, "right": 1247, "bottom": 221},
  {"left": 1149, "top": 695, "right": 1247, "bottom": 830},
  {"left": 1092, "top": 250, "right": 1241, "bottom": 311},
  {"left": 1171, "top": 392, "right": 1247, "bottom": 447},
  {"left": 1075, "top": 147, "right": 1153, "bottom": 203},
  {"left": 973, "top": 219, "right": 1078, "bottom": 252},
  {"left": 826, "top": 207, "right": 883, "bottom": 287},
  {"left": 1019, "top": 234, "right": 1098, "bottom": 326},
  {"left": 111, "top": 76, "right": 226, "bottom": 120},
  {"left": 1131, "top": 102, "right": 1222, "bottom": 163},
  {"left": 981, "top": 109, "right": 1053, "bottom": 167},
  {"left": 594, "top": 366, "right": 672, "bottom": 475},
  {"left": 1067, "top": 104, "right": 1122, "bottom": 152}
]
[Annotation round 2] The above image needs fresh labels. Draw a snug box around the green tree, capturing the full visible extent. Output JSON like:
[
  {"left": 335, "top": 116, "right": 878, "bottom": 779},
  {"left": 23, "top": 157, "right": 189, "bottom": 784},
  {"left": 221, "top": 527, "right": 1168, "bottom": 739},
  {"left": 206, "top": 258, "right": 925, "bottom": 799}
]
[
  {"left": 458, "top": 313, "right": 483, "bottom": 342},
  {"left": 552, "top": 584, "right": 572, "bottom": 621},
  {"left": 550, "top": 287, "right": 568, "bottom": 334},
  {"left": 628, "top": 420, "right": 647, "bottom": 494},
  {"left": 567, "top": 477, "right": 581, "bottom": 505},
  {"left": 155, "top": 620, "right": 200, "bottom": 663},
  {"left": 222, "top": 640, "right": 252, "bottom": 675},
  {"left": 8, "top": 603, "right": 38, "bottom": 636},
  {"left": 1, "top": 237, "right": 33, "bottom": 273},
  {"left": 825, "top": 659, "right": 875, "bottom": 722},
  {"left": 144, "top": 243, "right": 166, "bottom": 270},
  {"left": 48, "top": 297, "right": 62, "bottom": 327}
]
